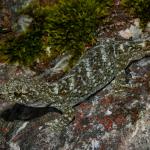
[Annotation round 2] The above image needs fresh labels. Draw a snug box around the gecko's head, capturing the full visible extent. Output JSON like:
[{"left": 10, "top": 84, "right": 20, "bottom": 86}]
[{"left": 0, "top": 78, "right": 28, "bottom": 103}]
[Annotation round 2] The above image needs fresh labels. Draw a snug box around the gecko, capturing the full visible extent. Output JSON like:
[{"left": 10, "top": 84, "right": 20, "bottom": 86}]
[{"left": 0, "top": 37, "right": 150, "bottom": 131}]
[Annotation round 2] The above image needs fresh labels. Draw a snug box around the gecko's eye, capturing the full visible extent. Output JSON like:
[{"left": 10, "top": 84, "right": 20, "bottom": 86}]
[{"left": 14, "top": 92, "right": 22, "bottom": 97}]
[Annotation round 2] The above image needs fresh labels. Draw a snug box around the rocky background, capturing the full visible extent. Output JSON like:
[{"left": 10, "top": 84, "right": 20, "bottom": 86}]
[{"left": 0, "top": 0, "right": 150, "bottom": 149}]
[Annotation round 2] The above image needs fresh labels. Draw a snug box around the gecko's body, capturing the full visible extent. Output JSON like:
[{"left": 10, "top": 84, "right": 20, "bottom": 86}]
[{"left": 0, "top": 38, "right": 150, "bottom": 130}]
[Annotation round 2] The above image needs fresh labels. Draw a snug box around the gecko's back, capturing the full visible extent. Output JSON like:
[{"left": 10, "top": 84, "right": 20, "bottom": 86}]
[
  {"left": 1, "top": 38, "right": 149, "bottom": 107},
  {"left": 0, "top": 39, "right": 116, "bottom": 106},
  {"left": 54, "top": 39, "right": 115, "bottom": 106}
]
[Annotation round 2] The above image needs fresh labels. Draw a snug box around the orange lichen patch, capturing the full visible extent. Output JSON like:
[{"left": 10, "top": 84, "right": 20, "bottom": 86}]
[
  {"left": 97, "top": 116, "right": 113, "bottom": 131},
  {"left": 101, "top": 96, "right": 113, "bottom": 107},
  {"left": 113, "top": 114, "right": 126, "bottom": 126}
]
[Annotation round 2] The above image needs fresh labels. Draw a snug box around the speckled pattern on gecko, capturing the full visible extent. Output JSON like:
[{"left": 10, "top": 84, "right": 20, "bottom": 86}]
[{"left": 0, "top": 38, "right": 150, "bottom": 130}]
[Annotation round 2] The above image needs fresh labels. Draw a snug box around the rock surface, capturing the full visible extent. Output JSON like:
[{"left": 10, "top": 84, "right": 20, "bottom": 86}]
[
  {"left": 0, "top": 51, "right": 150, "bottom": 150},
  {"left": 0, "top": 0, "right": 150, "bottom": 150}
]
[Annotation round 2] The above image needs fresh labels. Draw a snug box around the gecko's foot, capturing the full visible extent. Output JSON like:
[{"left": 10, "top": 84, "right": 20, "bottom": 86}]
[
  {"left": 112, "top": 81, "right": 138, "bottom": 97},
  {"left": 113, "top": 83, "right": 129, "bottom": 95},
  {"left": 112, "top": 75, "right": 133, "bottom": 97}
]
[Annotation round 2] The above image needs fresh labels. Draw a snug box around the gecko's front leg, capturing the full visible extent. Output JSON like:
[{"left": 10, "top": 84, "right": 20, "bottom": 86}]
[
  {"left": 112, "top": 70, "right": 133, "bottom": 97},
  {"left": 112, "top": 39, "right": 150, "bottom": 96}
]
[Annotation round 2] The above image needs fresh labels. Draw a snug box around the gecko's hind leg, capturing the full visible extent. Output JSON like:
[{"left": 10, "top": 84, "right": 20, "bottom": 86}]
[{"left": 45, "top": 105, "right": 75, "bottom": 131}]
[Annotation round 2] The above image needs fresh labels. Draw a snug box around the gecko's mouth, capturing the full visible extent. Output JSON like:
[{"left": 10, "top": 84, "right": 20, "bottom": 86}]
[{"left": 0, "top": 103, "right": 63, "bottom": 121}]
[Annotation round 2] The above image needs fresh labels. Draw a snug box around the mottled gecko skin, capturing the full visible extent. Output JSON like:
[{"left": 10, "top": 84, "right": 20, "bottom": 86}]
[{"left": 0, "top": 38, "right": 150, "bottom": 130}]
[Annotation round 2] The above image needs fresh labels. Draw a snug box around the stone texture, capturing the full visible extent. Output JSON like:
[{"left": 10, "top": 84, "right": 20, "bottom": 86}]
[
  {"left": 0, "top": 0, "right": 150, "bottom": 149},
  {"left": 0, "top": 51, "right": 150, "bottom": 150}
]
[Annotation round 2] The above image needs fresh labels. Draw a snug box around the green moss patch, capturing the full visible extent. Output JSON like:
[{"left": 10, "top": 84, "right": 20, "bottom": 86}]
[{"left": 0, "top": 0, "right": 113, "bottom": 66}]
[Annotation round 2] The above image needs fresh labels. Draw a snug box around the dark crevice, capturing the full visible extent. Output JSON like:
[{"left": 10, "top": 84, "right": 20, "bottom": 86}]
[{"left": 0, "top": 103, "right": 62, "bottom": 121}]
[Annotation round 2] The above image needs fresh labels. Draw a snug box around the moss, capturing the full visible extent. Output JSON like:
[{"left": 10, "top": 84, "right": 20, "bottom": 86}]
[
  {"left": 0, "top": 0, "right": 113, "bottom": 66},
  {"left": 0, "top": 0, "right": 112, "bottom": 65},
  {"left": 0, "top": 0, "right": 149, "bottom": 67},
  {"left": 121, "top": 0, "right": 150, "bottom": 28},
  {"left": 45, "top": 0, "right": 113, "bottom": 67}
]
